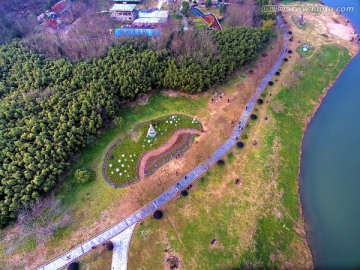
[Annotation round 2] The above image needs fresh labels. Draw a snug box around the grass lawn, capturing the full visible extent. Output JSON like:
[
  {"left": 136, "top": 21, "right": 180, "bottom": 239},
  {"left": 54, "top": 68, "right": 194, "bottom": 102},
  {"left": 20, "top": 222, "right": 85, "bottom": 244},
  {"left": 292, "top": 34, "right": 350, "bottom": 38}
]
[
  {"left": 128, "top": 44, "right": 350, "bottom": 269},
  {"left": 192, "top": 18, "right": 203, "bottom": 23},
  {"left": 197, "top": 6, "right": 221, "bottom": 18},
  {"left": 195, "top": 23, "right": 207, "bottom": 29},
  {"left": 105, "top": 115, "right": 202, "bottom": 186},
  {"left": 78, "top": 245, "right": 113, "bottom": 269},
  {"left": 170, "top": 13, "right": 182, "bottom": 20}
]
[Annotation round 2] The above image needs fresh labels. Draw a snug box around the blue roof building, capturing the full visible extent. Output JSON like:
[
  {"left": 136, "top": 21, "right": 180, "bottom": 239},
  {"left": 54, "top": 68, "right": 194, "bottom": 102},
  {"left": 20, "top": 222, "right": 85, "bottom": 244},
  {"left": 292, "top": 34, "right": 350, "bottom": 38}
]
[{"left": 114, "top": 28, "right": 161, "bottom": 37}]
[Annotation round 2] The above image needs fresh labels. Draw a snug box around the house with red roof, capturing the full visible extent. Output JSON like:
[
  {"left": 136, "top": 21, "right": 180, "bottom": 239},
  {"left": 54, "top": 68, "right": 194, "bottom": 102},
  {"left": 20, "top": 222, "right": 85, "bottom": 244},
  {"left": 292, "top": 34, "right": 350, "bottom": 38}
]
[
  {"left": 45, "top": 19, "right": 62, "bottom": 32},
  {"left": 51, "top": 0, "right": 72, "bottom": 14}
]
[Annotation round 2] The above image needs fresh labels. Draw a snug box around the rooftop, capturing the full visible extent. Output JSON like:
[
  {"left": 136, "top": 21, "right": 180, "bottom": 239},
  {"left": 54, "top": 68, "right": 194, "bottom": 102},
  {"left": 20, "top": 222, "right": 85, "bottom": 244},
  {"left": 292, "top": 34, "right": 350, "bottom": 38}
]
[
  {"left": 110, "top": 4, "right": 136, "bottom": 12},
  {"left": 51, "top": 0, "right": 72, "bottom": 14},
  {"left": 137, "top": 10, "right": 169, "bottom": 19},
  {"left": 114, "top": 28, "right": 161, "bottom": 37},
  {"left": 45, "top": 19, "right": 61, "bottom": 30},
  {"left": 132, "top": 17, "right": 167, "bottom": 24},
  {"left": 114, "top": 0, "right": 141, "bottom": 2}
]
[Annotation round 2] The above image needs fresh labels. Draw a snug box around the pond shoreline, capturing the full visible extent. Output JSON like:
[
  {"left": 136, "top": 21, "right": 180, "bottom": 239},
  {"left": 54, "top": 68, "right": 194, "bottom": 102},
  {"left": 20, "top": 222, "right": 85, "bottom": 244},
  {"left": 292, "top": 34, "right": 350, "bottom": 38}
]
[{"left": 297, "top": 6, "right": 360, "bottom": 267}]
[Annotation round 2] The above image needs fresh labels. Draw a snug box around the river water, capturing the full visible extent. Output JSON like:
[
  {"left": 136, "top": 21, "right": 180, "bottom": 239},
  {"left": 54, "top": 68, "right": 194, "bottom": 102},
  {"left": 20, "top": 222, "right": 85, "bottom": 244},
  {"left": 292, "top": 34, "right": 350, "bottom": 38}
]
[{"left": 300, "top": 0, "right": 360, "bottom": 268}]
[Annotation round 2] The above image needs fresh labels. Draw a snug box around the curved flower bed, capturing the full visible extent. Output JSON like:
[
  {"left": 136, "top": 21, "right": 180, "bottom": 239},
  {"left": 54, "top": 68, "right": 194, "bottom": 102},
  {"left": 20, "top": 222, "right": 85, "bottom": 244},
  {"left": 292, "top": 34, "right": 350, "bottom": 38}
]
[
  {"left": 144, "top": 133, "right": 196, "bottom": 177},
  {"left": 103, "top": 114, "right": 202, "bottom": 187}
]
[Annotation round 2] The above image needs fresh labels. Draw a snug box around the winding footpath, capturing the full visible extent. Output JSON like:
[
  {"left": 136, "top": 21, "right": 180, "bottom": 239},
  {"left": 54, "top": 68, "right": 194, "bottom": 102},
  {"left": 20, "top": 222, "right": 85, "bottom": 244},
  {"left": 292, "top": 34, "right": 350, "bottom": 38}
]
[{"left": 36, "top": 15, "right": 289, "bottom": 270}]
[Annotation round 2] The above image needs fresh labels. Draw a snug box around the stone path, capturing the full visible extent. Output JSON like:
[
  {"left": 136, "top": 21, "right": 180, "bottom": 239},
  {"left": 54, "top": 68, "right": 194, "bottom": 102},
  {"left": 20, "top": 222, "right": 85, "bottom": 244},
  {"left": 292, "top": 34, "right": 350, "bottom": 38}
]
[
  {"left": 138, "top": 129, "right": 202, "bottom": 179},
  {"left": 177, "top": 10, "right": 189, "bottom": 31},
  {"left": 36, "top": 15, "right": 288, "bottom": 270},
  {"left": 110, "top": 224, "right": 136, "bottom": 270}
]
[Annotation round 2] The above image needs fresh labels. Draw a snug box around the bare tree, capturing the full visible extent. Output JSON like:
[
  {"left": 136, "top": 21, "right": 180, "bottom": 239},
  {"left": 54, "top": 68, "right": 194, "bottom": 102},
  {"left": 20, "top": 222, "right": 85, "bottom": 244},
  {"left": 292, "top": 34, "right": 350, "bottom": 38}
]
[
  {"left": 224, "top": 0, "right": 257, "bottom": 27},
  {"left": 5, "top": 196, "right": 70, "bottom": 253},
  {"left": 18, "top": 196, "right": 71, "bottom": 242},
  {"left": 170, "top": 29, "right": 219, "bottom": 65}
]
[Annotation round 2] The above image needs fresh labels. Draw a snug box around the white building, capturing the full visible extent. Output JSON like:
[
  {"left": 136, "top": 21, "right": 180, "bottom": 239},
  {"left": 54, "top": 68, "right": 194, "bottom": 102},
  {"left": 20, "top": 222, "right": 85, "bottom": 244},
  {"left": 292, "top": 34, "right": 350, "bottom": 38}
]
[
  {"left": 132, "top": 10, "right": 169, "bottom": 27},
  {"left": 109, "top": 4, "right": 136, "bottom": 21}
]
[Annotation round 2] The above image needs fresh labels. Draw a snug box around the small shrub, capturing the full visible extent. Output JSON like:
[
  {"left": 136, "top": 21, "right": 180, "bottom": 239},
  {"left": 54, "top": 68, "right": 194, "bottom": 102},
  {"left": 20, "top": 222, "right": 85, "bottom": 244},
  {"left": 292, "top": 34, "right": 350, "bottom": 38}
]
[
  {"left": 250, "top": 114, "right": 257, "bottom": 120},
  {"left": 268, "top": 81, "right": 274, "bottom": 86},
  {"left": 288, "top": 50, "right": 293, "bottom": 54},
  {"left": 106, "top": 241, "right": 114, "bottom": 251},
  {"left": 74, "top": 168, "right": 95, "bottom": 184},
  {"left": 227, "top": 152, "right": 234, "bottom": 163},
  {"left": 181, "top": 190, "right": 188, "bottom": 196},
  {"left": 275, "top": 71, "right": 280, "bottom": 76},
  {"left": 217, "top": 159, "right": 225, "bottom": 165},
  {"left": 23, "top": 237, "right": 36, "bottom": 251},
  {"left": 68, "top": 262, "right": 79, "bottom": 270},
  {"left": 288, "top": 31, "right": 292, "bottom": 34},
  {"left": 153, "top": 210, "right": 163, "bottom": 219},
  {"left": 236, "top": 141, "right": 244, "bottom": 148},
  {"left": 257, "top": 99, "right": 264, "bottom": 105},
  {"left": 283, "top": 58, "right": 288, "bottom": 62}
]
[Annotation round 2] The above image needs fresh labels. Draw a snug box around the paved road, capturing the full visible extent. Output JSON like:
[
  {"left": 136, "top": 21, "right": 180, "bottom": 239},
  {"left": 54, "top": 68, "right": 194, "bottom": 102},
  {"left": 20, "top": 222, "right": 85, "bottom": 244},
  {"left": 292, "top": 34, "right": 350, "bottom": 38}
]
[
  {"left": 110, "top": 224, "right": 136, "bottom": 270},
  {"left": 177, "top": 10, "right": 189, "bottom": 31},
  {"left": 36, "top": 15, "right": 288, "bottom": 270}
]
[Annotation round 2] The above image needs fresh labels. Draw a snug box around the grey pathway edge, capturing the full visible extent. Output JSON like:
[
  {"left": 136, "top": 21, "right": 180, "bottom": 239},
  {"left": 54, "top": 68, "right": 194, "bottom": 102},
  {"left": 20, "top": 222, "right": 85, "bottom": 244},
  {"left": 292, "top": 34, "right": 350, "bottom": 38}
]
[{"left": 36, "top": 15, "right": 288, "bottom": 270}]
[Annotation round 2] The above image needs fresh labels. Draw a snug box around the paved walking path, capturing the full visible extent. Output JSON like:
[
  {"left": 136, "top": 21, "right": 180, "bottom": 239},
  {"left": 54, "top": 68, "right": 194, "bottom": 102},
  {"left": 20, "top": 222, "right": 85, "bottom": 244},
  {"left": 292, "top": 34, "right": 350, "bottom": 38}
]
[
  {"left": 110, "top": 224, "right": 136, "bottom": 270},
  {"left": 36, "top": 15, "right": 288, "bottom": 270},
  {"left": 177, "top": 10, "right": 189, "bottom": 31}
]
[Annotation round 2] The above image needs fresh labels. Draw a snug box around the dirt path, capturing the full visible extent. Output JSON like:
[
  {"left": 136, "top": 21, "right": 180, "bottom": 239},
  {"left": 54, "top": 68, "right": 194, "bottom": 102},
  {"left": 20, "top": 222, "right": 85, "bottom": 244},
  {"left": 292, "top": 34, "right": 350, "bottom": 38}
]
[{"left": 138, "top": 129, "right": 202, "bottom": 180}]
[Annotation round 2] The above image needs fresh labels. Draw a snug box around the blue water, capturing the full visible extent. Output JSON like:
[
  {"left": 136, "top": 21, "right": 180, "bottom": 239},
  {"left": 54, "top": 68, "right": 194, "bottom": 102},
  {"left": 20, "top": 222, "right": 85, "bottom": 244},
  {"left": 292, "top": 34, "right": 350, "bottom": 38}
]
[{"left": 300, "top": 0, "right": 360, "bottom": 268}]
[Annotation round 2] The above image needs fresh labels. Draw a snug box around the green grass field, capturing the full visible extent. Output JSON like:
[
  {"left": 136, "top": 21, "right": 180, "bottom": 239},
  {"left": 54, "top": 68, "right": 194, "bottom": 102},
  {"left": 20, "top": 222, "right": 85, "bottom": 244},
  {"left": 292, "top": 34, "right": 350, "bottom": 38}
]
[
  {"left": 128, "top": 44, "right": 350, "bottom": 269},
  {"left": 104, "top": 115, "right": 202, "bottom": 186}
]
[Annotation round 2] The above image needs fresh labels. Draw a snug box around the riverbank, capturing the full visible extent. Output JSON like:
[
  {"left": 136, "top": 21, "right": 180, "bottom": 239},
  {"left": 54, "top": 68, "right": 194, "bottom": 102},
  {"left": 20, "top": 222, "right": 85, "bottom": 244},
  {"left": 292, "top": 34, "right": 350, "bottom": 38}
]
[
  {"left": 299, "top": 0, "right": 360, "bottom": 267},
  {"left": 298, "top": 50, "right": 358, "bottom": 269}
]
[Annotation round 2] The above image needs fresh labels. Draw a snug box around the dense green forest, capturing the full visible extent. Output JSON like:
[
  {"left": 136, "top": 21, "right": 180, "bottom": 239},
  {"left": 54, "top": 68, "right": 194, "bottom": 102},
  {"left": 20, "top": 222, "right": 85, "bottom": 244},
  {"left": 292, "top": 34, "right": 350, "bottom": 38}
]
[{"left": 0, "top": 27, "right": 269, "bottom": 227}]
